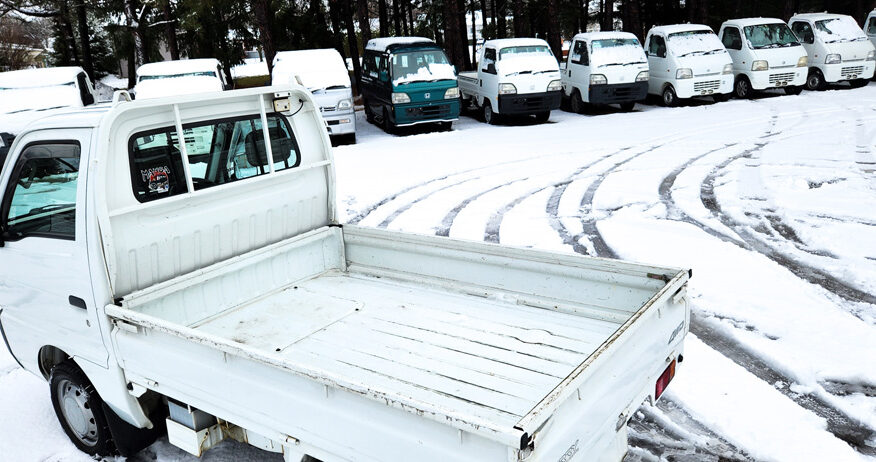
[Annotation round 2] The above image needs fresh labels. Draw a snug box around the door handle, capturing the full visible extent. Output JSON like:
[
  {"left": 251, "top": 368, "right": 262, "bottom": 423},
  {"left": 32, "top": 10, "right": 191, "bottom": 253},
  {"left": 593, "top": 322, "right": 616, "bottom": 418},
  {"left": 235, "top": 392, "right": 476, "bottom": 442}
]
[{"left": 68, "top": 295, "right": 87, "bottom": 310}]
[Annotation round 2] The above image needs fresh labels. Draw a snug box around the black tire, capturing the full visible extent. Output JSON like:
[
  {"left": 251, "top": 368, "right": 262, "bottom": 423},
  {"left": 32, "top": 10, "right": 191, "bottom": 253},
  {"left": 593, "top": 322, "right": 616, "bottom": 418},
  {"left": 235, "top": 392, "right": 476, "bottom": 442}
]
[
  {"left": 364, "top": 100, "right": 375, "bottom": 124},
  {"left": 849, "top": 79, "right": 869, "bottom": 89},
  {"left": 570, "top": 90, "right": 585, "bottom": 114},
  {"left": 662, "top": 85, "right": 678, "bottom": 107},
  {"left": 734, "top": 76, "right": 753, "bottom": 99},
  {"left": 436, "top": 121, "right": 453, "bottom": 131},
  {"left": 534, "top": 111, "right": 550, "bottom": 123},
  {"left": 784, "top": 85, "right": 803, "bottom": 95},
  {"left": 483, "top": 100, "right": 499, "bottom": 125},
  {"left": 381, "top": 108, "right": 394, "bottom": 134},
  {"left": 806, "top": 69, "right": 826, "bottom": 91},
  {"left": 713, "top": 93, "right": 731, "bottom": 103},
  {"left": 50, "top": 361, "right": 118, "bottom": 457},
  {"left": 619, "top": 101, "right": 636, "bottom": 112}
]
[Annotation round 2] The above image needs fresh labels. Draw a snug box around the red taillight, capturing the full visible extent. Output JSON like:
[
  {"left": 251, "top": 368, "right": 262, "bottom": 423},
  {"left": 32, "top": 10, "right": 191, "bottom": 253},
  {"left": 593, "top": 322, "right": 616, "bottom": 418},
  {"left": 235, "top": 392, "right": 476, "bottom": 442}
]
[{"left": 655, "top": 359, "right": 677, "bottom": 400}]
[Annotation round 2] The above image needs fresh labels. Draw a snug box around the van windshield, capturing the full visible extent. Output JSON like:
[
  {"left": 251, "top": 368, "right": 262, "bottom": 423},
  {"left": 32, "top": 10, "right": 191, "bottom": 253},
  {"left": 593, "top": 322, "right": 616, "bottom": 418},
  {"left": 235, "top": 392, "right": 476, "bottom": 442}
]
[
  {"left": 668, "top": 30, "right": 726, "bottom": 57},
  {"left": 590, "top": 38, "right": 646, "bottom": 65},
  {"left": 815, "top": 17, "right": 867, "bottom": 43},
  {"left": 139, "top": 71, "right": 218, "bottom": 82},
  {"left": 0, "top": 82, "right": 80, "bottom": 114},
  {"left": 498, "top": 45, "right": 552, "bottom": 59},
  {"left": 743, "top": 24, "right": 800, "bottom": 49},
  {"left": 391, "top": 49, "right": 455, "bottom": 85}
]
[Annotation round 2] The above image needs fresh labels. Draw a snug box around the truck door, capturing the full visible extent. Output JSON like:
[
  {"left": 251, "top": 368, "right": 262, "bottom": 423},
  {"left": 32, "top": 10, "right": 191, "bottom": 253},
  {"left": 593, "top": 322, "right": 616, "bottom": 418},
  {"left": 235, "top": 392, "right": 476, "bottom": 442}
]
[
  {"left": 865, "top": 14, "right": 875, "bottom": 48},
  {"left": 480, "top": 47, "right": 498, "bottom": 108},
  {"left": 646, "top": 34, "right": 668, "bottom": 94},
  {"left": 721, "top": 26, "right": 745, "bottom": 72},
  {"left": 0, "top": 129, "right": 108, "bottom": 374},
  {"left": 568, "top": 40, "right": 590, "bottom": 99}
]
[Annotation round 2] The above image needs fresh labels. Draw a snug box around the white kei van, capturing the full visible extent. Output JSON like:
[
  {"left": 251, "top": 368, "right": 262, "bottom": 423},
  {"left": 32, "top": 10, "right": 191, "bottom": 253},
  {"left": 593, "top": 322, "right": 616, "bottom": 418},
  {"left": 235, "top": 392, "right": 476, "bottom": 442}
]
[
  {"left": 134, "top": 58, "right": 230, "bottom": 99},
  {"left": 719, "top": 18, "right": 808, "bottom": 98},
  {"left": 867, "top": 10, "right": 876, "bottom": 50},
  {"left": 562, "top": 32, "right": 649, "bottom": 112},
  {"left": 272, "top": 49, "right": 356, "bottom": 142},
  {"left": 789, "top": 13, "right": 875, "bottom": 90},
  {"left": 644, "top": 24, "right": 734, "bottom": 106}
]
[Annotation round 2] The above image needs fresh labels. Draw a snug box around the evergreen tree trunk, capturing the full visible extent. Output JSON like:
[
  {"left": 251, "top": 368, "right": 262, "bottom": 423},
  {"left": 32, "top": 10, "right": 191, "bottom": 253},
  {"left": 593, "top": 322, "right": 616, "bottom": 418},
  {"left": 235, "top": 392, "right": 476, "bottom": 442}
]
[
  {"left": 546, "top": 0, "right": 561, "bottom": 58},
  {"left": 622, "top": 0, "right": 642, "bottom": 41},
  {"left": 602, "top": 0, "right": 613, "bottom": 31},
  {"left": 124, "top": 0, "right": 145, "bottom": 68},
  {"left": 443, "top": 0, "right": 468, "bottom": 69},
  {"left": 401, "top": 0, "right": 409, "bottom": 34},
  {"left": 408, "top": 0, "right": 415, "bottom": 34},
  {"left": 458, "top": 0, "right": 470, "bottom": 66},
  {"left": 163, "top": 0, "right": 179, "bottom": 60},
  {"left": 357, "top": 0, "right": 371, "bottom": 43},
  {"left": 471, "top": 0, "right": 478, "bottom": 59},
  {"left": 578, "top": 0, "right": 588, "bottom": 32},
  {"left": 481, "top": 0, "right": 490, "bottom": 39},
  {"left": 393, "top": 0, "right": 402, "bottom": 34},
  {"left": 343, "top": 0, "right": 362, "bottom": 86},
  {"left": 496, "top": 0, "right": 506, "bottom": 38},
  {"left": 512, "top": 0, "right": 525, "bottom": 36},
  {"left": 378, "top": 0, "right": 389, "bottom": 35},
  {"left": 328, "top": 0, "right": 348, "bottom": 61},
  {"left": 74, "top": 1, "right": 93, "bottom": 79},
  {"left": 60, "top": 0, "right": 79, "bottom": 65},
  {"left": 252, "top": 0, "right": 276, "bottom": 76}
]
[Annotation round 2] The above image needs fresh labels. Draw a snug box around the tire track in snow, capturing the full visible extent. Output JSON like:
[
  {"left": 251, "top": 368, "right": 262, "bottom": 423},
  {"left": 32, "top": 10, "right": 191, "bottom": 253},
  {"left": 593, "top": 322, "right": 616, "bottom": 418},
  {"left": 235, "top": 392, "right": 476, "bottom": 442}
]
[
  {"left": 376, "top": 176, "right": 480, "bottom": 228},
  {"left": 435, "top": 176, "right": 533, "bottom": 237}
]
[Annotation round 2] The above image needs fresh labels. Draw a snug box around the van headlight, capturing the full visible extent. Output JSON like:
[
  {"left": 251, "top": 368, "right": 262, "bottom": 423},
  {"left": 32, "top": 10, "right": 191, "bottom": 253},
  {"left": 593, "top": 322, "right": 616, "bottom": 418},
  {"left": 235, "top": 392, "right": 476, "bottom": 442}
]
[
  {"left": 391, "top": 92, "right": 410, "bottom": 104},
  {"left": 825, "top": 54, "right": 841, "bottom": 65},
  {"left": 337, "top": 98, "right": 353, "bottom": 109},
  {"left": 676, "top": 68, "right": 692, "bottom": 79},
  {"left": 867, "top": 51, "right": 875, "bottom": 61},
  {"left": 547, "top": 80, "right": 563, "bottom": 91},
  {"left": 590, "top": 74, "right": 607, "bottom": 85},
  {"left": 636, "top": 71, "right": 649, "bottom": 82},
  {"left": 722, "top": 63, "right": 733, "bottom": 74},
  {"left": 498, "top": 83, "right": 517, "bottom": 94},
  {"left": 444, "top": 87, "right": 459, "bottom": 99},
  {"left": 751, "top": 60, "right": 769, "bottom": 71},
  {"left": 797, "top": 56, "right": 809, "bottom": 67}
]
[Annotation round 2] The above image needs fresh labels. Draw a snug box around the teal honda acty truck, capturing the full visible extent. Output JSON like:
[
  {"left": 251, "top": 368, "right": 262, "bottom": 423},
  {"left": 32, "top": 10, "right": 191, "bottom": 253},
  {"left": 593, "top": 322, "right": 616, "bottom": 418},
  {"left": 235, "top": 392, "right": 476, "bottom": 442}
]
[{"left": 361, "top": 37, "right": 460, "bottom": 132}]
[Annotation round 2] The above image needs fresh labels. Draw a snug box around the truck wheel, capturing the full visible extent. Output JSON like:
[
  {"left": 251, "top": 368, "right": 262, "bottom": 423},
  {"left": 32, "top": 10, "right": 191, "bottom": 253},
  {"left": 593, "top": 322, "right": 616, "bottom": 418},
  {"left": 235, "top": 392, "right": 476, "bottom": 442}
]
[
  {"left": 805, "top": 70, "right": 826, "bottom": 91},
  {"left": 662, "top": 86, "right": 678, "bottom": 107},
  {"left": 534, "top": 111, "right": 550, "bottom": 123},
  {"left": 483, "top": 100, "right": 499, "bottom": 125},
  {"left": 364, "top": 100, "right": 375, "bottom": 123},
  {"left": 734, "top": 76, "right": 753, "bottom": 99},
  {"left": 619, "top": 102, "right": 636, "bottom": 112},
  {"left": 570, "top": 90, "right": 584, "bottom": 114},
  {"left": 50, "top": 361, "right": 118, "bottom": 456},
  {"left": 849, "top": 79, "right": 869, "bottom": 89},
  {"left": 784, "top": 85, "right": 803, "bottom": 95},
  {"left": 382, "top": 108, "right": 395, "bottom": 134}
]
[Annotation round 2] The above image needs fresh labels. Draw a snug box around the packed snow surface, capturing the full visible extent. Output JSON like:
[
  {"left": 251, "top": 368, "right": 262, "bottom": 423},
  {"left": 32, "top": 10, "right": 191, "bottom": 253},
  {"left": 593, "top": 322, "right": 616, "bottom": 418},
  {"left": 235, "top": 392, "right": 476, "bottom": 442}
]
[{"left": 2, "top": 80, "right": 876, "bottom": 461}]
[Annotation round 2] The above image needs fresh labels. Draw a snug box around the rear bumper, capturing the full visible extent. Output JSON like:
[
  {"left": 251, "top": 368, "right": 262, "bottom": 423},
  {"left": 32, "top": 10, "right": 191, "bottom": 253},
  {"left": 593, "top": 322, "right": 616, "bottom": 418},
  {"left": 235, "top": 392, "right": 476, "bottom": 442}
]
[
  {"left": 393, "top": 100, "right": 461, "bottom": 126},
  {"left": 748, "top": 69, "right": 806, "bottom": 90},
  {"left": 674, "top": 75, "right": 734, "bottom": 99},
  {"left": 587, "top": 82, "right": 648, "bottom": 104},
  {"left": 323, "top": 111, "right": 356, "bottom": 136},
  {"left": 497, "top": 91, "right": 562, "bottom": 115},
  {"left": 820, "top": 62, "right": 875, "bottom": 83}
]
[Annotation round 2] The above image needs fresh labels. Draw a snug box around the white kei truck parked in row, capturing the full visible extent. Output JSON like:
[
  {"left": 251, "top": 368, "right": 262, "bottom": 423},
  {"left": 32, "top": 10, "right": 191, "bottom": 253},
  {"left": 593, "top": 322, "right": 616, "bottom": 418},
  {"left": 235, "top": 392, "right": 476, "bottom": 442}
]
[
  {"left": 788, "top": 13, "right": 876, "bottom": 90},
  {"left": 0, "top": 86, "right": 691, "bottom": 462},
  {"left": 272, "top": 49, "right": 357, "bottom": 143},
  {"left": 644, "top": 25, "right": 734, "bottom": 106},
  {"left": 719, "top": 18, "right": 808, "bottom": 98},
  {"left": 562, "top": 32, "right": 650, "bottom": 113},
  {"left": 133, "top": 58, "right": 231, "bottom": 100},
  {"left": 0, "top": 66, "right": 98, "bottom": 163},
  {"left": 458, "top": 38, "right": 563, "bottom": 124}
]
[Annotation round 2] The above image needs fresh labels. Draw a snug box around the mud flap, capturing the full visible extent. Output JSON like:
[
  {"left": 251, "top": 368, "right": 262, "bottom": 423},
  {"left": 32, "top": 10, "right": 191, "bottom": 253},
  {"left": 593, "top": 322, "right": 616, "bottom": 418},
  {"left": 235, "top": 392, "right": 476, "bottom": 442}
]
[{"left": 102, "top": 401, "right": 168, "bottom": 457}]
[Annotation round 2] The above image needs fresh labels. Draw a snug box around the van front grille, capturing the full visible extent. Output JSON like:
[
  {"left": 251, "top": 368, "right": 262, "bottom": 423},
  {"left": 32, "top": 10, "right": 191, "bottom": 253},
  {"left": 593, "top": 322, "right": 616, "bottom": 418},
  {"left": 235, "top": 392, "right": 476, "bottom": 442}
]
[
  {"left": 694, "top": 80, "right": 721, "bottom": 92},
  {"left": 841, "top": 66, "right": 864, "bottom": 78},
  {"left": 768, "top": 72, "right": 796, "bottom": 85}
]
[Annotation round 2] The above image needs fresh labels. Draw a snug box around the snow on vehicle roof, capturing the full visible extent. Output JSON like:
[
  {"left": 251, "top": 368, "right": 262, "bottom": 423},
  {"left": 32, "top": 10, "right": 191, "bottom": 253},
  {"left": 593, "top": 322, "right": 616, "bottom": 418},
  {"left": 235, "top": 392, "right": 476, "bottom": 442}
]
[
  {"left": 661, "top": 26, "right": 726, "bottom": 56},
  {"left": 272, "top": 49, "right": 351, "bottom": 90},
  {"left": 483, "top": 38, "right": 550, "bottom": 49},
  {"left": 134, "top": 76, "right": 224, "bottom": 99},
  {"left": 366, "top": 37, "right": 435, "bottom": 52},
  {"left": 136, "top": 58, "right": 221, "bottom": 77},
  {"left": 792, "top": 13, "right": 868, "bottom": 42},
  {"left": 0, "top": 66, "right": 84, "bottom": 89},
  {"left": 570, "top": 31, "right": 640, "bottom": 42},
  {"left": 649, "top": 24, "right": 714, "bottom": 36},
  {"left": 14, "top": 105, "right": 110, "bottom": 133},
  {"left": 722, "top": 18, "right": 787, "bottom": 28}
]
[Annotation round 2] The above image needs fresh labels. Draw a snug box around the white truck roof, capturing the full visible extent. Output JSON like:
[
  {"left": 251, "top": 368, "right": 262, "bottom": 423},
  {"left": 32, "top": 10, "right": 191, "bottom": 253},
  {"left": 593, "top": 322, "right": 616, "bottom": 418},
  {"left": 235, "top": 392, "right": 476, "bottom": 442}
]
[
  {"left": 0, "top": 66, "right": 84, "bottom": 88},
  {"left": 136, "top": 58, "right": 222, "bottom": 77},
  {"left": 570, "top": 31, "right": 640, "bottom": 42},
  {"left": 722, "top": 17, "right": 787, "bottom": 28},
  {"left": 648, "top": 24, "right": 714, "bottom": 35},
  {"left": 271, "top": 49, "right": 351, "bottom": 89},
  {"left": 482, "top": 37, "right": 550, "bottom": 49},
  {"left": 365, "top": 37, "right": 435, "bottom": 52}
]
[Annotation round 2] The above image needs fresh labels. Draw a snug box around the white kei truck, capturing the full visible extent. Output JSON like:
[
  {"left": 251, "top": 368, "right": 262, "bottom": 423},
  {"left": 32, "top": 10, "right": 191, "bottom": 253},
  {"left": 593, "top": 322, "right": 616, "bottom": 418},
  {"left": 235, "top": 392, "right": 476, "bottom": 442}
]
[
  {"left": 0, "top": 86, "right": 691, "bottom": 462},
  {"left": 788, "top": 13, "right": 876, "bottom": 90},
  {"left": 457, "top": 38, "right": 563, "bottom": 124},
  {"left": 561, "top": 32, "right": 650, "bottom": 113},
  {"left": 718, "top": 18, "right": 808, "bottom": 98},
  {"left": 272, "top": 49, "right": 357, "bottom": 143},
  {"left": 644, "top": 25, "right": 734, "bottom": 107}
]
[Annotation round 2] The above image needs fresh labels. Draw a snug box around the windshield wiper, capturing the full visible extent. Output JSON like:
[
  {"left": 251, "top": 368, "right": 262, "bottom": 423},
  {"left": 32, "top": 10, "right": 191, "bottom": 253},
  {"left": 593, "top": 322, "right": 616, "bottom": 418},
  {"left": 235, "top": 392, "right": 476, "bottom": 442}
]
[
  {"left": 705, "top": 49, "right": 725, "bottom": 55},
  {"left": 506, "top": 70, "right": 532, "bottom": 76},
  {"left": 679, "top": 51, "right": 706, "bottom": 57},
  {"left": 533, "top": 69, "right": 557, "bottom": 74}
]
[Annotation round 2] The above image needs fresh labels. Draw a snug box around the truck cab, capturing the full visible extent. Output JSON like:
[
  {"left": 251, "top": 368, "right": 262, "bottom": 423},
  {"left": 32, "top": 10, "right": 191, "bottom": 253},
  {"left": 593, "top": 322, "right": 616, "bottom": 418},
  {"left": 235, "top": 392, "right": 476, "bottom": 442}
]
[
  {"left": 457, "top": 38, "right": 562, "bottom": 124},
  {"left": 644, "top": 25, "right": 734, "bottom": 107},
  {"left": 718, "top": 18, "right": 808, "bottom": 98},
  {"left": 272, "top": 49, "right": 356, "bottom": 143},
  {"left": 133, "top": 58, "right": 230, "bottom": 100},
  {"left": 867, "top": 10, "right": 876, "bottom": 50},
  {"left": 360, "top": 37, "right": 460, "bottom": 132},
  {"left": 789, "top": 13, "right": 876, "bottom": 90},
  {"left": 0, "top": 66, "right": 97, "bottom": 162},
  {"left": 562, "top": 31, "right": 649, "bottom": 113}
]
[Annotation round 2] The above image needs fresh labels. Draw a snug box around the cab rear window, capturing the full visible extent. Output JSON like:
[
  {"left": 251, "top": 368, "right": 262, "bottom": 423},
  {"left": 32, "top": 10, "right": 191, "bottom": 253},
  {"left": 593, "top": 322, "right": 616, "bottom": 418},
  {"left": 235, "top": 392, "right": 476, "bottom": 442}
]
[{"left": 128, "top": 113, "right": 299, "bottom": 203}]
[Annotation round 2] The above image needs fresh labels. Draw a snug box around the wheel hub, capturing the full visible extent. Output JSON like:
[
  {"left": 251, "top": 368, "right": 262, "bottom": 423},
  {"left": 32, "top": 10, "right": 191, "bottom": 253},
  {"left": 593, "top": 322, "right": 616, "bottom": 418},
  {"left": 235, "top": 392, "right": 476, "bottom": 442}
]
[{"left": 58, "top": 379, "right": 98, "bottom": 446}]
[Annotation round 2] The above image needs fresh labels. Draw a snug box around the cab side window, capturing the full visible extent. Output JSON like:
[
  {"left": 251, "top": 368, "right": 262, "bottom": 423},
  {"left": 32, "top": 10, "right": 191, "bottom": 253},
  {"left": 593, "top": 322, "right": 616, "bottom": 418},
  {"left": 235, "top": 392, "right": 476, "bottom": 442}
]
[
  {"left": 648, "top": 36, "right": 666, "bottom": 57},
  {"left": 2, "top": 142, "right": 80, "bottom": 241},
  {"left": 482, "top": 48, "right": 497, "bottom": 74},
  {"left": 791, "top": 22, "right": 814, "bottom": 44},
  {"left": 571, "top": 40, "right": 589, "bottom": 65},
  {"left": 722, "top": 27, "right": 743, "bottom": 50},
  {"left": 867, "top": 17, "right": 876, "bottom": 34}
]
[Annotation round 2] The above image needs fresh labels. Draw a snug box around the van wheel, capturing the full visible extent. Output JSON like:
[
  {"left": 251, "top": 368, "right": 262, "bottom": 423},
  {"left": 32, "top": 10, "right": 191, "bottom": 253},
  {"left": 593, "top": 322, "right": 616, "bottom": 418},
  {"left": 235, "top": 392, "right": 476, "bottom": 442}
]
[
  {"left": 784, "top": 85, "right": 803, "bottom": 95},
  {"left": 534, "top": 111, "right": 550, "bottom": 123},
  {"left": 806, "top": 70, "right": 826, "bottom": 91},
  {"left": 570, "top": 90, "right": 585, "bottom": 114},
  {"left": 619, "top": 102, "right": 636, "bottom": 112},
  {"left": 849, "top": 79, "right": 869, "bottom": 89},
  {"left": 734, "top": 76, "right": 753, "bottom": 99},
  {"left": 382, "top": 108, "right": 395, "bottom": 134},
  {"left": 50, "top": 361, "right": 118, "bottom": 456},
  {"left": 364, "top": 100, "right": 375, "bottom": 123},
  {"left": 662, "top": 86, "right": 678, "bottom": 107},
  {"left": 483, "top": 100, "right": 499, "bottom": 125}
]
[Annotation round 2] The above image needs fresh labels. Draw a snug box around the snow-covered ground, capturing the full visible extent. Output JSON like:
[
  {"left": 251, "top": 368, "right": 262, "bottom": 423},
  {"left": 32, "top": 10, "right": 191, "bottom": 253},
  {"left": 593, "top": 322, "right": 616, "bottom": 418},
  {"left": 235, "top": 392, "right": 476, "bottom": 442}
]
[{"left": 2, "top": 83, "right": 875, "bottom": 461}]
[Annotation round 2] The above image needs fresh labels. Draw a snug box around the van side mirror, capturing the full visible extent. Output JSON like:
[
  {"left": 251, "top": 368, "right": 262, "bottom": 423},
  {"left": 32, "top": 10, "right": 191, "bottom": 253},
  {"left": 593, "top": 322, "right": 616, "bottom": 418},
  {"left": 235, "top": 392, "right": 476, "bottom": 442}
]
[
  {"left": 805, "top": 32, "right": 814, "bottom": 44},
  {"left": 486, "top": 63, "right": 496, "bottom": 74},
  {"left": 452, "top": 65, "right": 457, "bottom": 75},
  {"left": 379, "top": 70, "right": 389, "bottom": 82}
]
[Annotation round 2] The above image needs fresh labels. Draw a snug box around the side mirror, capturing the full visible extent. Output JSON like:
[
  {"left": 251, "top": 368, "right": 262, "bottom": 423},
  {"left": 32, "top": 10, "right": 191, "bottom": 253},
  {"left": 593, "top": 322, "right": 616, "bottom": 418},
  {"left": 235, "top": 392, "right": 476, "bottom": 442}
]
[
  {"left": 452, "top": 65, "right": 458, "bottom": 75},
  {"left": 379, "top": 70, "right": 389, "bottom": 82},
  {"left": 486, "top": 63, "right": 496, "bottom": 74}
]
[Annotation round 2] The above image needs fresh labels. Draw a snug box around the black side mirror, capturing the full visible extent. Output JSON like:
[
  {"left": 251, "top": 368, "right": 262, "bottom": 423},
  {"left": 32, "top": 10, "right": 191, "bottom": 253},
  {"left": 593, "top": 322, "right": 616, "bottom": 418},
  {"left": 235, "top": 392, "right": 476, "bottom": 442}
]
[{"left": 486, "top": 63, "right": 496, "bottom": 74}]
